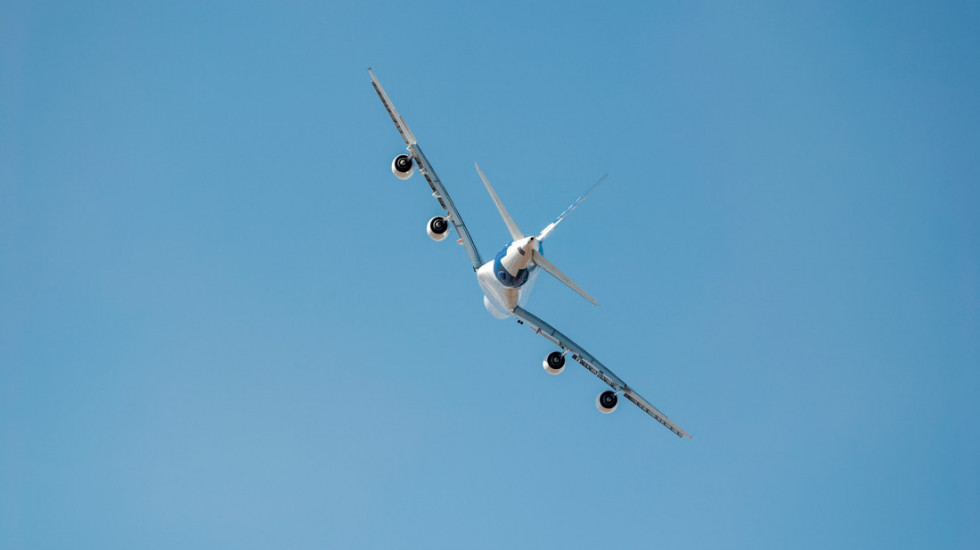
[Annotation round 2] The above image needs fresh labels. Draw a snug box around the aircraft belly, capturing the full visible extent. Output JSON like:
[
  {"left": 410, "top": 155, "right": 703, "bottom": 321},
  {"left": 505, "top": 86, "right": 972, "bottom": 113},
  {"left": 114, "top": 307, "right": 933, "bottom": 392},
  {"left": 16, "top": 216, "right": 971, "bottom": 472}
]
[
  {"left": 518, "top": 270, "right": 540, "bottom": 308},
  {"left": 477, "top": 262, "right": 521, "bottom": 315}
]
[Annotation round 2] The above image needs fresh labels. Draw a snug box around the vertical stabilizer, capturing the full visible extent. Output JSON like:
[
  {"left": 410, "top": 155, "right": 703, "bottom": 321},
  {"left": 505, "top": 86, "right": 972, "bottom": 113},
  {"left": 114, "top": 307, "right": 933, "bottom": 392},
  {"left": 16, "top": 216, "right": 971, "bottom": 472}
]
[{"left": 537, "top": 174, "right": 606, "bottom": 241}]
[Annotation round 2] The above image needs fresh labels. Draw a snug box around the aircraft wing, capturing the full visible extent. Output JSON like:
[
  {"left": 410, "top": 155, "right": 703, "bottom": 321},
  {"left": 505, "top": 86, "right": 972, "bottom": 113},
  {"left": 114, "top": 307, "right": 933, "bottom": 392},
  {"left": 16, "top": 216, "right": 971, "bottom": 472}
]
[
  {"left": 369, "top": 69, "right": 483, "bottom": 271},
  {"left": 512, "top": 306, "right": 691, "bottom": 438}
]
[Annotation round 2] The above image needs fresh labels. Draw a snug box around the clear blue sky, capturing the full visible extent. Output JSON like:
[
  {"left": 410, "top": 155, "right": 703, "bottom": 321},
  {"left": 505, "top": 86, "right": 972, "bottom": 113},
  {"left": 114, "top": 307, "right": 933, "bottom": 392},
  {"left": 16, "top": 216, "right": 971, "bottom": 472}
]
[{"left": 2, "top": 1, "right": 977, "bottom": 548}]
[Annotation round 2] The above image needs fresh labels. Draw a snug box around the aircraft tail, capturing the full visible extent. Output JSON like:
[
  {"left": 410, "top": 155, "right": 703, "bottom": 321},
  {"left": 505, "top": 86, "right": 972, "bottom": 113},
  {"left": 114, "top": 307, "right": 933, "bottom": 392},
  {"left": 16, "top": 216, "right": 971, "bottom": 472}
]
[
  {"left": 475, "top": 163, "right": 523, "bottom": 241},
  {"left": 531, "top": 249, "right": 598, "bottom": 305},
  {"left": 474, "top": 164, "right": 599, "bottom": 306},
  {"left": 536, "top": 174, "right": 606, "bottom": 241}
]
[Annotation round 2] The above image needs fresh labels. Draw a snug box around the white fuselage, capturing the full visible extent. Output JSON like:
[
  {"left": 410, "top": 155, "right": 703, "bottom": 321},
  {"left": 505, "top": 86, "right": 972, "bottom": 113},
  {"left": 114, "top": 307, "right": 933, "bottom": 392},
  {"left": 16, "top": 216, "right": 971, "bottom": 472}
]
[{"left": 477, "top": 236, "right": 541, "bottom": 318}]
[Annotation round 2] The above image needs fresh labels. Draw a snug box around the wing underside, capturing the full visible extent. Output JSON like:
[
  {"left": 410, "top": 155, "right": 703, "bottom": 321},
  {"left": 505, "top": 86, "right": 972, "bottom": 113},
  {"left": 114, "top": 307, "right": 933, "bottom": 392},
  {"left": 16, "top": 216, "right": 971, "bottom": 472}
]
[
  {"left": 512, "top": 306, "right": 691, "bottom": 438},
  {"left": 369, "top": 69, "right": 483, "bottom": 271}
]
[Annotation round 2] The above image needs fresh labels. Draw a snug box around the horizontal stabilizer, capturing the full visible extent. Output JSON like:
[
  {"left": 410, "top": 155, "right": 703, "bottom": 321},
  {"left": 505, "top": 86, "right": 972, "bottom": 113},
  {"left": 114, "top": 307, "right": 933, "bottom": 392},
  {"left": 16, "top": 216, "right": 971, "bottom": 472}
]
[
  {"left": 531, "top": 249, "right": 598, "bottom": 306},
  {"left": 476, "top": 163, "right": 524, "bottom": 241}
]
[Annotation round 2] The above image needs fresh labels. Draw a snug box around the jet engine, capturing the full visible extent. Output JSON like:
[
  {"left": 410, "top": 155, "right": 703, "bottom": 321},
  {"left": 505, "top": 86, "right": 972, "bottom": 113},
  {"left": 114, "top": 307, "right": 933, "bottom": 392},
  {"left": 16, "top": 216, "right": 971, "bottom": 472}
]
[
  {"left": 542, "top": 351, "right": 566, "bottom": 375},
  {"left": 596, "top": 390, "right": 619, "bottom": 414},
  {"left": 426, "top": 216, "right": 449, "bottom": 241},
  {"left": 391, "top": 154, "right": 414, "bottom": 180}
]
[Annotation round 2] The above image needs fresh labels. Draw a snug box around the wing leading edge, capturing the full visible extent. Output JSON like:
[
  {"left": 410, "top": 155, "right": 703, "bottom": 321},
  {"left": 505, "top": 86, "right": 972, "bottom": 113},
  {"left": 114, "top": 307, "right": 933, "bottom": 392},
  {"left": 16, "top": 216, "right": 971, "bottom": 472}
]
[
  {"left": 512, "top": 306, "right": 691, "bottom": 438},
  {"left": 369, "top": 69, "right": 483, "bottom": 271}
]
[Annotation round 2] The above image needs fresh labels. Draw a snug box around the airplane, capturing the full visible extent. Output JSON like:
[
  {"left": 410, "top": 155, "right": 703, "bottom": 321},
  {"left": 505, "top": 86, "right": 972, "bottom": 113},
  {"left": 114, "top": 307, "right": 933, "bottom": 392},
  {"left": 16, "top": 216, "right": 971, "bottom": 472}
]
[{"left": 369, "top": 69, "right": 691, "bottom": 438}]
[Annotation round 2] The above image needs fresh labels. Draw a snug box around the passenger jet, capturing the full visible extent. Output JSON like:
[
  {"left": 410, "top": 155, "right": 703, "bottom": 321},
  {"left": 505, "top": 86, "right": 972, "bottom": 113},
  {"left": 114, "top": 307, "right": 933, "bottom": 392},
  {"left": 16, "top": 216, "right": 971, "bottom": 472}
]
[{"left": 369, "top": 69, "right": 690, "bottom": 438}]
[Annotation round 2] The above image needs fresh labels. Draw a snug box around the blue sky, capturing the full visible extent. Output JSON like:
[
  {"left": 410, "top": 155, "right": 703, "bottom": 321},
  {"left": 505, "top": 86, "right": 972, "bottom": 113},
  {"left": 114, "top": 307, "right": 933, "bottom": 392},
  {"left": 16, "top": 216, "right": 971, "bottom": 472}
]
[{"left": 2, "top": 1, "right": 978, "bottom": 548}]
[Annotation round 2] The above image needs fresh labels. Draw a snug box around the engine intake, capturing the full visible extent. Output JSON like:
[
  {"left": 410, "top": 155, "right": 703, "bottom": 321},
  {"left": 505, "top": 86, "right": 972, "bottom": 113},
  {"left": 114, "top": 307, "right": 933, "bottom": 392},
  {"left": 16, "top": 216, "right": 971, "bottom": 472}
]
[
  {"left": 542, "top": 351, "right": 566, "bottom": 375},
  {"left": 596, "top": 390, "right": 619, "bottom": 414},
  {"left": 391, "top": 154, "right": 414, "bottom": 180},
  {"left": 427, "top": 216, "right": 449, "bottom": 241}
]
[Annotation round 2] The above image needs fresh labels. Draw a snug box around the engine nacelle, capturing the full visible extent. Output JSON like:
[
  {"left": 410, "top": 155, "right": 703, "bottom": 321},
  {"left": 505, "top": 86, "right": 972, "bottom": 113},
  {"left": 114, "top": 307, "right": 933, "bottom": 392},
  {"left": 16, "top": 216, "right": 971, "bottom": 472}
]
[
  {"left": 596, "top": 390, "right": 619, "bottom": 414},
  {"left": 426, "top": 216, "right": 449, "bottom": 241},
  {"left": 391, "top": 154, "right": 414, "bottom": 180},
  {"left": 542, "top": 351, "right": 566, "bottom": 375}
]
